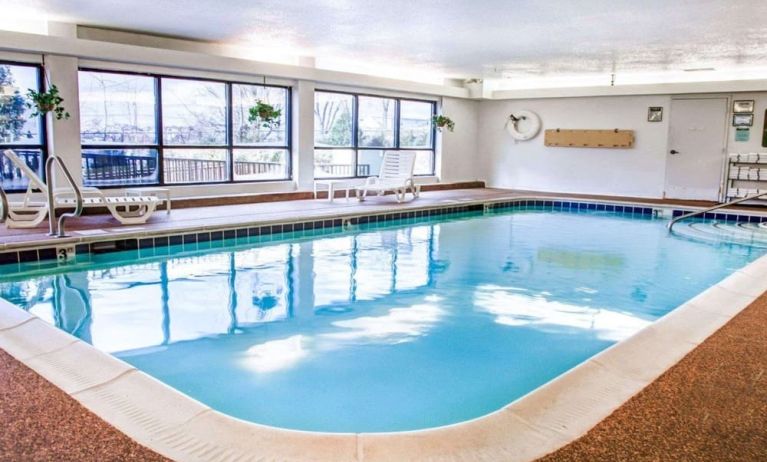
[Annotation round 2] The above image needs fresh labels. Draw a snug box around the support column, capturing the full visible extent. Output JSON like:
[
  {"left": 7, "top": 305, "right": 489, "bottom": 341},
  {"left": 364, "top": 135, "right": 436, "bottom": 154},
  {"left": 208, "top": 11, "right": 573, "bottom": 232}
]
[
  {"left": 292, "top": 80, "right": 315, "bottom": 191},
  {"left": 43, "top": 54, "right": 82, "bottom": 186}
]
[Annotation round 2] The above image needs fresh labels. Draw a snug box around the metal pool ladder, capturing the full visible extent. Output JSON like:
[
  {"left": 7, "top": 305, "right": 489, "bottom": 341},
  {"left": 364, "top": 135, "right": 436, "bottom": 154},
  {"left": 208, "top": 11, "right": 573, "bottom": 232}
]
[
  {"left": 667, "top": 191, "right": 767, "bottom": 232},
  {"left": 46, "top": 156, "right": 84, "bottom": 238}
]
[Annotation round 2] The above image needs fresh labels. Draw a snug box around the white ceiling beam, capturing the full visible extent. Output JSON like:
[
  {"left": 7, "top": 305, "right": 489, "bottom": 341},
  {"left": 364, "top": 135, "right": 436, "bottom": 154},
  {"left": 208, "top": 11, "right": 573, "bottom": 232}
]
[
  {"left": 491, "top": 79, "right": 767, "bottom": 100},
  {"left": 0, "top": 29, "right": 470, "bottom": 99}
]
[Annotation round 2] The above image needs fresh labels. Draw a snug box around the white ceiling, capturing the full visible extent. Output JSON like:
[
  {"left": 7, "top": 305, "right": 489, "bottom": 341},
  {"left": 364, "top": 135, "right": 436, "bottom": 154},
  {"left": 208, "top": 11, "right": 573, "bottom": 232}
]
[{"left": 2, "top": 0, "right": 767, "bottom": 86}]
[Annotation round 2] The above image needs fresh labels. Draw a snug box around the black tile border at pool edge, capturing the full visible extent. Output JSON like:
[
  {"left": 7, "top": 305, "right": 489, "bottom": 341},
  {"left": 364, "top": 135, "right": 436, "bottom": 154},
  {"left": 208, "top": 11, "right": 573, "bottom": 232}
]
[
  {"left": 1, "top": 200, "right": 765, "bottom": 266},
  {"left": 492, "top": 199, "right": 767, "bottom": 223}
]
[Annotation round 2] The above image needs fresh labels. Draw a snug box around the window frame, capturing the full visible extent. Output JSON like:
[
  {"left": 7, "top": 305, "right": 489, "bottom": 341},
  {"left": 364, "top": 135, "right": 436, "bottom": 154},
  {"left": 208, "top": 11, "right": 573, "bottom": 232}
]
[
  {"left": 0, "top": 60, "right": 48, "bottom": 192},
  {"left": 314, "top": 89, "right": 436, "bottom": 179},
  {"left": 79, "top": 68, "right": 292, "bottom": 188}
]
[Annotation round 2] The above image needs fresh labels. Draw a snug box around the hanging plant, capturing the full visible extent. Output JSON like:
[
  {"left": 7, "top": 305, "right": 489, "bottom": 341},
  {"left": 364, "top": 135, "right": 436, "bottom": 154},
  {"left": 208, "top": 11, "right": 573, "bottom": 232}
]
[
  {"left": 26, "top": 84, "right": 70, "bottom": 120},
  {"left": 432, "top": 114, "right": 455, "bottom": 132},
  {"left": 248, "top": 100, "right": 281, "bottom": 129}
]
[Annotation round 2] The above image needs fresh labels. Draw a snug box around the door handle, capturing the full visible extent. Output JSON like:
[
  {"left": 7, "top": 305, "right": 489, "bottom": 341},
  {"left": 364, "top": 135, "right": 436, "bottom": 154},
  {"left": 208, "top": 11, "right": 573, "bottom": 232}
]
[{"left": 670, "top": 149, "right": 679, "bottom": 155}]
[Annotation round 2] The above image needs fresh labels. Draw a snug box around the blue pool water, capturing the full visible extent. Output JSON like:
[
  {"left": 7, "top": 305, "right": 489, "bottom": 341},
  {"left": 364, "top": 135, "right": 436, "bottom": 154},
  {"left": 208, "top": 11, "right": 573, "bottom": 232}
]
[{"left": 1, "top": 206, "right": 765, "bottom": 433}]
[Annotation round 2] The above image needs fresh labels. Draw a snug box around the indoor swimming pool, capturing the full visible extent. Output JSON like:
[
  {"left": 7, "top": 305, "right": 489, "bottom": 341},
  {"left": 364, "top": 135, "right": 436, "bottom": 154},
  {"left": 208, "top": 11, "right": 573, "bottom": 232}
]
[{"left": 1, "top": 205, "right": 765, "bottom": 433}]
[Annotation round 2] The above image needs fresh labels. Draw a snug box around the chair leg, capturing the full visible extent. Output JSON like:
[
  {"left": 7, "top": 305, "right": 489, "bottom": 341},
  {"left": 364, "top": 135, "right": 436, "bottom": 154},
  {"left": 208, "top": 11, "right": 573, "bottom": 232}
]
[
  {"left": 106, "top": 201, "right": 158, "bottom": 225},
  {"left": 6, "top": 208, "right": 48, "bottom": 228}
]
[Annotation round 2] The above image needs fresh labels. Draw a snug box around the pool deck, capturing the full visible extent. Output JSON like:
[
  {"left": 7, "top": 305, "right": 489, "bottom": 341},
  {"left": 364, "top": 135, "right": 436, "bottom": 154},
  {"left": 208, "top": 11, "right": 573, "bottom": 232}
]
[{"left": 1, "top": 187, "right": 766, "bottom": 461}]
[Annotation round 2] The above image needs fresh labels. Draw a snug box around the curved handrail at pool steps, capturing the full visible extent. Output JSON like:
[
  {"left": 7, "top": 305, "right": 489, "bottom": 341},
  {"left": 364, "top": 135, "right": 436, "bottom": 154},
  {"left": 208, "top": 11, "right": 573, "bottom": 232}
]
[
  {"left": 667, "top": 190, "right": 767, "bottom": 232},
  {"left": 1, "top": 253, "right": 766, "bottom": 461}
]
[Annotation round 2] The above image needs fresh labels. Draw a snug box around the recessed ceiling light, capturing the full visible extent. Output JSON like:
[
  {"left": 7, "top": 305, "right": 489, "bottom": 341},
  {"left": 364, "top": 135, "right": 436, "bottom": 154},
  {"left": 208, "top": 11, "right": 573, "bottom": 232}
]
[{"left": 682, "top": 67, "right": 716, "bottom": 72}]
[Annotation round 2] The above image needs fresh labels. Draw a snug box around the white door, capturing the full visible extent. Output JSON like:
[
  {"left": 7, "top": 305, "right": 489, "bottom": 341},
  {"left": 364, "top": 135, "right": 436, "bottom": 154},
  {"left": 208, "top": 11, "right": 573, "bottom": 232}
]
[{"left": 664, "top": 98, "right": 728, "bottom": 200}]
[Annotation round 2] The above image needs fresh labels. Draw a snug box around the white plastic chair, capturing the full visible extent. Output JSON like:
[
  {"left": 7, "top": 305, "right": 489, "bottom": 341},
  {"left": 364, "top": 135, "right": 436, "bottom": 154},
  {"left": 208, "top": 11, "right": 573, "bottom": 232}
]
[
  {"left": 2, "top": 149, "right": 162, "bottom": 228},
  {"left": 356, "top": 151, "right": 420, "bottom": 203}
]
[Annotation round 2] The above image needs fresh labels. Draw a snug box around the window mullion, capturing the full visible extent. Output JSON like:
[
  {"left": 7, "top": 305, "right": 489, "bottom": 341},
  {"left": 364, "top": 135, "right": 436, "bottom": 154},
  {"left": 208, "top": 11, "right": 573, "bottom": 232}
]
[
  {"left": 353, "top": 95, "right": 359, "bottom": 177},
  {"left": 156, "top": 76, "right": 165, "bottom": 186},
  {"left": 227, "top": 82, "right": 234, "bottom": 182},
  {"left": 394, "top": 99, "right": 401, "bottom": 150}
]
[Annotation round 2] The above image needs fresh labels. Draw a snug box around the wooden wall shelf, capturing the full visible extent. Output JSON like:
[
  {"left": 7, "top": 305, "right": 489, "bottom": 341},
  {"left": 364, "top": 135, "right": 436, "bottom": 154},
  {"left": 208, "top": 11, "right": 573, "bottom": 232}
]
[{"left": 544, "top": 129, "right": 635, "bottom": 148}]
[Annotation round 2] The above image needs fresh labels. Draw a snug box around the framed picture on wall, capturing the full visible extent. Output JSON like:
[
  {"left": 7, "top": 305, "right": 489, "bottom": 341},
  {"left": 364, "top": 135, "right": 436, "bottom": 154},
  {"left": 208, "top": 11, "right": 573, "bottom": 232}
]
[
  {"left": 733, "top": 113, "right": 754, "bottom": 127},
  {"left": 762, "top": 109, "right": 767, "bottom": 147},
  {"left": 733, "top": 100, "right": 755, "bottom": 114},
  {"left": 647, "top": 106, "right": 663, "bottom": 122}
]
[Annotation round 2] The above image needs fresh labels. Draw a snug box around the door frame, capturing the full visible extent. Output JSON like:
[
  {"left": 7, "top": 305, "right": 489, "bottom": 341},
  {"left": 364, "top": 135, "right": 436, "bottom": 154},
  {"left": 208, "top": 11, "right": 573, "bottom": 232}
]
[{"left": 663, "top": 95, "right": 731, "bottom": 201}]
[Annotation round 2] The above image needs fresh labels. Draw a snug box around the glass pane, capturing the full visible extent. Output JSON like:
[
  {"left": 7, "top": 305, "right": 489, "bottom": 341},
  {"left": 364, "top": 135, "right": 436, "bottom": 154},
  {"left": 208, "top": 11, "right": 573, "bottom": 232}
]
[
  {"left": 79, "top": 71, "right": 157, "bottom": 145},
  {"left": 163, "top": 148, "right": 229, "bottom": 184},
  {"left": 399, "top": 101, "right": 433, "bottom": 148},
  {"left": 314, "top": 92, "right": 353, "bottom": 147},
  {"left": 0, "top": 64, "right": 42, "bottom": 144},
  {"left": 82, "top": 148, "right": 159, "bottom": 187},
  {"left": 414, "top": 150, "right": 434, "bottom": 175},
  {"left": 314, "top": 149, "right": 355, "bottom": 178},
  {"left": 233, "top": 149, "right": 289, "bottom": 181},
  {"left": 358, "top": 96, "right": 395, "bottom": 148},
  {"left": 162, "top": 78, "right": 227, "bottom": 145},
  {"left": 357, "top": 150, "right": 384, "bottom": 177},
  {"left": 0, "top": 149, "right": 42, "bottom": 191},
  {"left": 232, "top": 84, "right": 287, "bottom": 146}
]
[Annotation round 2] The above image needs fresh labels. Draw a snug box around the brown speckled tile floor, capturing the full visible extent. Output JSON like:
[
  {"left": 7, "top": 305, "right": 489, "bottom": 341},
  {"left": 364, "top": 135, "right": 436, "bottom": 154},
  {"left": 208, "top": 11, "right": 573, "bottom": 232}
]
[
  {"left": 537, "top": 292, "right": 767, "bottom": 462},
  {"left": 0, "top": 349, "right": 168, "bottom": 462},
  {"left": 0, "top": 290, "right": 765, "bottom": 461}
]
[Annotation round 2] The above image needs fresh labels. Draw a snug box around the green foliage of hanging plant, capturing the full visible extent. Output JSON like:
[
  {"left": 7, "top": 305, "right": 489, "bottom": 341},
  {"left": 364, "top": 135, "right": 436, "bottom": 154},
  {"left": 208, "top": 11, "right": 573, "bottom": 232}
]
[
  {"left": 26, "top": 84, "right": 70, "bottom": 120},
  {"left": 432, "top": 114, "right": 455, "bottom": 132},
  {"left": 248, "top": 100, "right": 282, "bottom": 129}
]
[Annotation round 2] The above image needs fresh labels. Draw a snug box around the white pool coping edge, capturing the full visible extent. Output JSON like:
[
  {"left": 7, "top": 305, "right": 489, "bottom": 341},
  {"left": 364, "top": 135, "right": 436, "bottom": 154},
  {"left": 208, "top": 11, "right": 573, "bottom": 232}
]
[{"left": 0, "top": 204, "right": 766, "bottom": 461}]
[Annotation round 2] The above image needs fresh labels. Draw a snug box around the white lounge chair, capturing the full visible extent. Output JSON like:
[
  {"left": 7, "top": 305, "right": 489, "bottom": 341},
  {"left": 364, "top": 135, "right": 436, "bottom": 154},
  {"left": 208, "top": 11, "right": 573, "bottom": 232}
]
[
  {"left": 356, "top": 151, "right": 420, "bottom": 203},
  {"left": 2, "top": 149, "right": 161, "bottom": 228}
]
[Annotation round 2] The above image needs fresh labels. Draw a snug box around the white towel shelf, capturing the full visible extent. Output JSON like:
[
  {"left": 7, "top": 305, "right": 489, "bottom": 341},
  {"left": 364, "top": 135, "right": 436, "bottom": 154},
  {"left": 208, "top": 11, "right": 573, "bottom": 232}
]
[{"left": 725, "top": 152, "right": 767, "bottom": 204}]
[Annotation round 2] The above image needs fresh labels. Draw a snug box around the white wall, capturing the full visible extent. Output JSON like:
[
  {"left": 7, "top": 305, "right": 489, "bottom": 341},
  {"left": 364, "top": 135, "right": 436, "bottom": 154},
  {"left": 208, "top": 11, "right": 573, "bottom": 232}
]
[
  {"left": 477, "top": 92, "right": 767, "bottom": 200},
  {"left": 478, "top": 95, "right": 672, "bottom": 198},
  {"left": 438, "top": 97, "right": 480, "bottom": 183}
]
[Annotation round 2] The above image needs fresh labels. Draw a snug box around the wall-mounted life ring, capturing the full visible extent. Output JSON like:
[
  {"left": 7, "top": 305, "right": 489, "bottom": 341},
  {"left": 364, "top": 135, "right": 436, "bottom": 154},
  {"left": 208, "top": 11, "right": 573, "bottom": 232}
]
[{"left": 506, "top": 110, "right": 541, "bottom": 141}]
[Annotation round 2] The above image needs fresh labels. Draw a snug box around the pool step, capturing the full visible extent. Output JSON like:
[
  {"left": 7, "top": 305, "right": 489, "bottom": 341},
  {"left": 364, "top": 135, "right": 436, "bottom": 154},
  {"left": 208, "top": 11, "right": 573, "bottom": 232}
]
[{"left": 673, "top": 220, "right": 767, "bottom": 248}]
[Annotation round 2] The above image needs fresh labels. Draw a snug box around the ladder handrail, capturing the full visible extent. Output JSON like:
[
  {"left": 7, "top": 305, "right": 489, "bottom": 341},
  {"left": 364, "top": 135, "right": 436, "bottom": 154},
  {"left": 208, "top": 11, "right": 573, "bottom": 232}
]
[
  {"left": 45, "top": 156, "right": 84, "bottom": 238},
  {"left": 667, "top": 191, "right": 767, "bottom": 232},
  {"left": 0, "top": 184, "right": 7, "bottom": 224}
]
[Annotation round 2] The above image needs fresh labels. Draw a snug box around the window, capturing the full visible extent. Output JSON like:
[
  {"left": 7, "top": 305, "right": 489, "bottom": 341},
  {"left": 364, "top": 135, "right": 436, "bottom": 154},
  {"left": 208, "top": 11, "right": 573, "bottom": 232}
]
[
  {"left": 0, "top": 62, "right": 45, "bottom": 192},
  {"left": 232, "top": 83, "right": 289, "bottom": 181},
  {"left": 358, "top": 96, "right": 395, "bottom": 148},
  {"left": 79, "top": 70, "right": 290, "bottom": 187},
  {"left": 399, "top": 100, "right": 433, "bottom": 149},
  {"left": 313, "top": 91, "right": 435, "bottom": 178},
  {"left": 161, "top": 78, "right": 228, "bottom": 184},
  {"left": 79, "top": 71, "right": 159, "bottom": 186}
]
